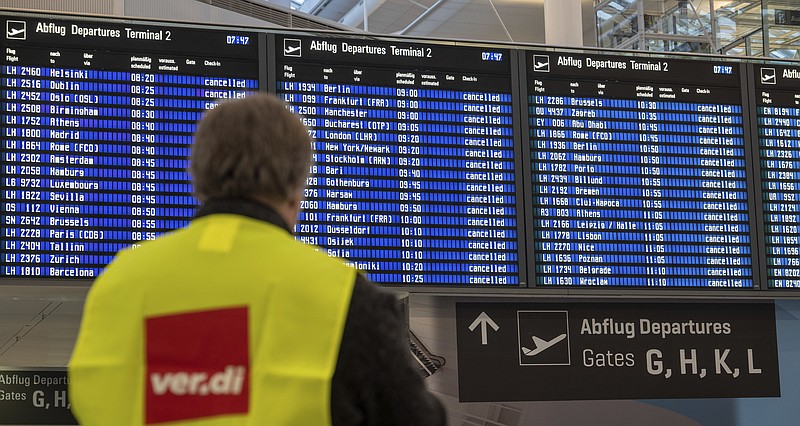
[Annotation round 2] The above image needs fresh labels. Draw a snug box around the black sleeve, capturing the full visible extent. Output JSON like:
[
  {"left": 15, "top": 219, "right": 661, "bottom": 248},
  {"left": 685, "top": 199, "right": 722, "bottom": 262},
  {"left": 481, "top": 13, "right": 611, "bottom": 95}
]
[{"left": 331, "top": 274, "right": 446, "bottom": 426}]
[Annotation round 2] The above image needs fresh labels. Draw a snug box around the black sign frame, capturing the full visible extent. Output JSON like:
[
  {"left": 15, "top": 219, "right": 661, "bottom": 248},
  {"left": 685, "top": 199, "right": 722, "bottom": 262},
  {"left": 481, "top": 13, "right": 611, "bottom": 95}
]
[{"left": 456, "top": 300, "right": 780, "bottom": 401}]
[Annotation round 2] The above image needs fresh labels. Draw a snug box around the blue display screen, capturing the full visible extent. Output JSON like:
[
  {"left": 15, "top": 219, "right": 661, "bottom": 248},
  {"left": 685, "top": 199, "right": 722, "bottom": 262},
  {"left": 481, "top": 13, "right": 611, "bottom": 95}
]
[
  {"left": 528, "top": 52, "right": 753, "bottom": 288},
  {"left": 278, "top": 36, "right": 520, "bottom": 285},
  {"left": 755, "top": 65, "right": 800, "bottom": 288},
  {"left": 1, "top": 17, "right": 259, "bottom": 278}
]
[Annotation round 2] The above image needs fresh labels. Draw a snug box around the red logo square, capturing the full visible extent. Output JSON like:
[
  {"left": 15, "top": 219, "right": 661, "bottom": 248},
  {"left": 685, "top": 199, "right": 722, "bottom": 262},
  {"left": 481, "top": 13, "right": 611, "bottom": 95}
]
[{"left": 145, "top": 306, "right": 249, "bottom": 424}]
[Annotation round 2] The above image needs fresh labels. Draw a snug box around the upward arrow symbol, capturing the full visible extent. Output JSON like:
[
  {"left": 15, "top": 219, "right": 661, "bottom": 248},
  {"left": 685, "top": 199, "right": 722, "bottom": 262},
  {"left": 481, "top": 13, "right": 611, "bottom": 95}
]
[{"left": 469, "top": 311, "right": 499, "bottom": 345}]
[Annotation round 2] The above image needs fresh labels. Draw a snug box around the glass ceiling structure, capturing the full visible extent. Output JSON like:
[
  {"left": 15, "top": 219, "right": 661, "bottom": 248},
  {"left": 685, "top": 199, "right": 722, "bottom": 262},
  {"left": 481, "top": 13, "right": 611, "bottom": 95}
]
[{"left": 595, "top": 0, "right": 800, "bottom": 58}]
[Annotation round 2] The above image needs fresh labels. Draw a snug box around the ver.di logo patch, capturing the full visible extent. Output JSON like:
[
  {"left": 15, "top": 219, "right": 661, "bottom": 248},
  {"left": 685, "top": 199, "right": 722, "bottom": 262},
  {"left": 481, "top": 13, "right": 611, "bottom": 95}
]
[{"left": 145, "top": 306, "right": 249, "bottom": 424}]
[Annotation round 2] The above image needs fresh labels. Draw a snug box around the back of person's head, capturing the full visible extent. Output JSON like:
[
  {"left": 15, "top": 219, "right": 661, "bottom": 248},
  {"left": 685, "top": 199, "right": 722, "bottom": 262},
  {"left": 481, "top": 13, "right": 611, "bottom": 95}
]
[{"left": 190, "top": 93, "right": 312, "bottom": 203}]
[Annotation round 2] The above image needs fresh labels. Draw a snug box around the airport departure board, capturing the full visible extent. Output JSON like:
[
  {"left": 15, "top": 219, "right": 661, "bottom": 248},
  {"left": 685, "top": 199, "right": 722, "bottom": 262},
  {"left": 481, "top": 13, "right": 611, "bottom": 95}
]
[
  {"left": 276, "top": 35, "right": 521, "bottom": 285},
  {"left": 755, "top": 64, "right": 800, "bottom": 288},
  {"left": 1, "top": 16, "right": 258, "bottom": 278},
  {"left": 7, "top": 10, "right": 800, "bottom": 292},
  {"left": 527, "top": 52, "right": 754, "bottom": 287}
]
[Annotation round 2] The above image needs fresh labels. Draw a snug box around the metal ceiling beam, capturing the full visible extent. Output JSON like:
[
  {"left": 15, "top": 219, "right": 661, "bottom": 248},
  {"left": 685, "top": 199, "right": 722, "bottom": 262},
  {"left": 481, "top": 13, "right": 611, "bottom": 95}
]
[{"left": 395, "top": 0, "right": 448, "bottom": 34}]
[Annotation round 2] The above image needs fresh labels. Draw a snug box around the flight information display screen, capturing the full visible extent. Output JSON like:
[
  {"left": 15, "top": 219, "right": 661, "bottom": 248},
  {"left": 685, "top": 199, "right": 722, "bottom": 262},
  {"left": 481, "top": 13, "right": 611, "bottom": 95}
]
[
  {"left": 276, "top": 35, "right": 520, "bottom": 285},
  {"left": 527, "top": 52, "right": 754, "bottom": 287},
  {"left": 755, "top": 64, "right": 800, "bottom": 288},
  {"left": 1, "top": 16, "right": 259, "bottom": 278}
]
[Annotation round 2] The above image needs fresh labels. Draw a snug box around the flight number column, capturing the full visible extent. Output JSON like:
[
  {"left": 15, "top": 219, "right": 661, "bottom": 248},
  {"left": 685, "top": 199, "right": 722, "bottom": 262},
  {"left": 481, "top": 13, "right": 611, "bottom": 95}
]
[
  {"left": 759, "top": 99, "right": 800, "bottom": 287},
  {"left": 1, "top": 65, "right": 49, "bottom": 276}
]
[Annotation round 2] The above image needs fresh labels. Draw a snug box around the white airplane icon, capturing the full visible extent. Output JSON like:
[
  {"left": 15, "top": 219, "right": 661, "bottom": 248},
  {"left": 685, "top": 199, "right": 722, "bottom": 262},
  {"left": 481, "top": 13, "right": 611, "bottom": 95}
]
[
  {"left": 521, "top": 333, "right": 566, "bottom": 356},
  {"left": 284, "top": 45, "right": 301, "bottom": 54},
  {"left": 533, "top": 61, "right": 548, "bottom": 70},
  {"left": 7, "top": 27, "right": 25, "bottom": 37}
]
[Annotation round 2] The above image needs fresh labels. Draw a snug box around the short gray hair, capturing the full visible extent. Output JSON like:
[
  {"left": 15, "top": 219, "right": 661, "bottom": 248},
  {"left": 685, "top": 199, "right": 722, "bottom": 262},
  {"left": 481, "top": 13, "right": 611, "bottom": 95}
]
[{"left": 190, "top": 93, "right": 312, "bottom": 203}]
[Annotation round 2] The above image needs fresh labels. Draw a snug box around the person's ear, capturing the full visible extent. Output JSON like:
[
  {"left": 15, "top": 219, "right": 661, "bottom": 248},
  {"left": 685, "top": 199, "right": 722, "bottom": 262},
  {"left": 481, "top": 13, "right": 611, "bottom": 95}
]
[{"left": 285, "top": 188, "right": 304, "bottom": 226}]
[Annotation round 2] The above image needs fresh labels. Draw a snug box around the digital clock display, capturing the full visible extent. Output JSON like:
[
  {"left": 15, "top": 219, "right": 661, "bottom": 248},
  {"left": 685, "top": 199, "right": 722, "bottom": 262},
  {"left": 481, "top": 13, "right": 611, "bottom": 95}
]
[
  {"left": 482, "top": 52, "right": 503, "bottom": 62},
  {"left": 714, "top": 65, "right": 734, "bottom": 75},
  {"left": 226, "top": 35, "right": 251, "bottom": 45}
]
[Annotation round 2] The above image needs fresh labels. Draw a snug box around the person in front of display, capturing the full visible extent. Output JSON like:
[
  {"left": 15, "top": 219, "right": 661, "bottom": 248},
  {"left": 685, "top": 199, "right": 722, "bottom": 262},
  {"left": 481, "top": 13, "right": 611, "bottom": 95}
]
[{"left": 68, "top": 93, "right": 446, "bottom": 425}]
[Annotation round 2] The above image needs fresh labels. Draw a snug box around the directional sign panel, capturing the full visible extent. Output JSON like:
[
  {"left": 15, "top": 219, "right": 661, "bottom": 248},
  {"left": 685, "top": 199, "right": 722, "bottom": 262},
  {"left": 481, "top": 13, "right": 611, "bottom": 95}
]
[
  {"left": 0, "top": 369, "right": 77, "bottom": 425},
  {"left": 456, "top": 301, "right": 780, "bottom": 401}
]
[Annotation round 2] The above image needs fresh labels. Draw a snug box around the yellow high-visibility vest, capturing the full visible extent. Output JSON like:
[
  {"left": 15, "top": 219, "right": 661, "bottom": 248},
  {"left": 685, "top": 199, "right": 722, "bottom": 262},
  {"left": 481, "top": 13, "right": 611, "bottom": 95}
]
[{"left": 69, "top": 214, "right": 355, "bottom": 425}]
